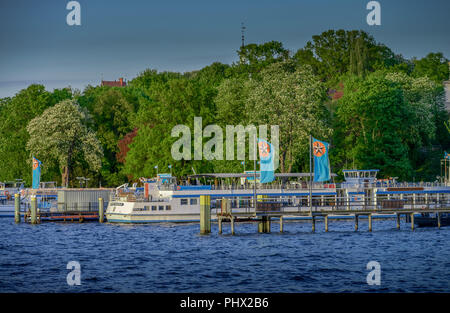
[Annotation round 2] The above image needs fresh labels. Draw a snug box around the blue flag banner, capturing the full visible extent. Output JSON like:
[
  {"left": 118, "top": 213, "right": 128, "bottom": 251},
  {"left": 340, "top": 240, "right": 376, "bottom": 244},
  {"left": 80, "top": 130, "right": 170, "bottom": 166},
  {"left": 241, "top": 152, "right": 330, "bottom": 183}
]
[
  {"left": 258, "top": 139, "right": 275, "bottom": 184},
  {"left": 312, "top": 138, "right": 331, "bottom": 182},
  {"left": 32, "top": 157, "right": 42, "bottom": 189}
]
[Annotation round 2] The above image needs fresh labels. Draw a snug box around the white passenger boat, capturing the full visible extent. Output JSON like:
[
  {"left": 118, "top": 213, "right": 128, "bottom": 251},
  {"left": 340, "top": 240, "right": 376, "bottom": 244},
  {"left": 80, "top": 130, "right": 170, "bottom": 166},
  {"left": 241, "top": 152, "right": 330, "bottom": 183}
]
[{"left": 105, "top": 171, "right": 450, "bottom": 223}]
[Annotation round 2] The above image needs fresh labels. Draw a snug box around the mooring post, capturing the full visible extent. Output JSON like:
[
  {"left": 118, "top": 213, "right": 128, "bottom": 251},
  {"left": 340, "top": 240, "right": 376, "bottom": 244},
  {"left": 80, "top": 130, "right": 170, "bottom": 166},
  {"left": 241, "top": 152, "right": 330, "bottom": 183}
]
[
  {"left": 200, "top": 195, "right": 211, "bottom": 234},
  {"left": 368, "top": 214, "right": 372, "bottom": 232},
  {"left": 98, "top": 197, "right": 104, "bottom": 223},
  {"left": 324, "top": 215, "right": 329, "bottom": 232},
  {"left": 437, "top": 213, "right": 441, "bottom": 229},
  {"left": 279, "top": 216, "right": 283, "bottom": 233},
  {"left": 410, "top": 213, "right": 415, "bottom": 231},
  {"left": 354, "top": 214, "right": 358, "bottom": 231},
  {"left": 30, "top": 196, "right": 38, "bottom": 224},
  {"left": 14, "top": 193, "right": 21, "bottom": 224},
  {"left": 258, "top": 216, "right": 270, "bottom": 233},
  {"left": 218, "top": 217, "right": 222, "bottom": 234},
  {"left": 311, "top": 216, "right": 315, "bottom": 232},
  {"left": 230, "top": 216, "right": 235, "bottom": 235},
  {"left": 396, "top": 213, "right": 400, "bottom": 230}
]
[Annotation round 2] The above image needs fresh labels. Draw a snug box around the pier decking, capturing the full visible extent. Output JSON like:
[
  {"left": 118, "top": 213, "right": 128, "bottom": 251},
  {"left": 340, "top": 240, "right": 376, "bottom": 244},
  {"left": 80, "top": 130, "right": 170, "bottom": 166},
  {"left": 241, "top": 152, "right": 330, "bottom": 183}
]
[{"left": 200, "top": 195, "right": 450, "bottom": 235}]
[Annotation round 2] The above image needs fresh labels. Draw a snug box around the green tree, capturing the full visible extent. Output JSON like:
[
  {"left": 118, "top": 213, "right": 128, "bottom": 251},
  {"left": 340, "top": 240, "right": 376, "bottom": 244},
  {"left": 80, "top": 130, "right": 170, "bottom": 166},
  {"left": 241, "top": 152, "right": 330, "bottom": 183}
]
[
  {"left": 78, "top": 86, "right": 138, "bottom": 186},
  {"left": 294, "top": 30, "right": 405, "bottom": 83},
  {"left": 124, "top": 77, "right": 216, "bottom": 179},
  {"left": 333, "top": 73, "right": 412, "bottom": 179},
  {"left": 26, "top": 99, "right": 103, "bottom": 187},
  {"left": 0, "top": 85, "right": 72, "bottom": 185},
  {"left": 412, "top": 52, "right": 449, "bottom": 83},
  {"left": 245, "top": 60, "right": 331, "bottom": 173}
]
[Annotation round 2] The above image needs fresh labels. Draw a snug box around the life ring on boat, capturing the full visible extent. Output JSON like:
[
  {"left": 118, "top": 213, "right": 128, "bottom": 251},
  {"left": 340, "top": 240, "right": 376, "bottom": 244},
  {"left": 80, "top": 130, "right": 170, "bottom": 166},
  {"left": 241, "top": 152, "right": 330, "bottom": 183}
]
[
  {"left": 5, "top": 191, "right": 10, "bottom": 200},
  {"left": 177, "top": 186, "right": 181, "bottom": 190}
]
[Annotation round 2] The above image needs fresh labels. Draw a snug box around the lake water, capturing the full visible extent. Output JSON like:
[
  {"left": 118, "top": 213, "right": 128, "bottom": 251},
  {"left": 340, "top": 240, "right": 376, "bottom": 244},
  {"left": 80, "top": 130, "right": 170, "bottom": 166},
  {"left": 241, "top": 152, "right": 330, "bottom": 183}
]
[{"left": 0, "top": 217, "right": 449, "bottom": 293}]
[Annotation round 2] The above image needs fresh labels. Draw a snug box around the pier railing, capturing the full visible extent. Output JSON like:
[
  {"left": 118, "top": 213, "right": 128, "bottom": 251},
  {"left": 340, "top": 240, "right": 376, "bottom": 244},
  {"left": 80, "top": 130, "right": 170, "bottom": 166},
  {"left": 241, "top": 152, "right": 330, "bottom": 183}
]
[{"left": 211, "top": 194, "right": 450, "bottom": 216}]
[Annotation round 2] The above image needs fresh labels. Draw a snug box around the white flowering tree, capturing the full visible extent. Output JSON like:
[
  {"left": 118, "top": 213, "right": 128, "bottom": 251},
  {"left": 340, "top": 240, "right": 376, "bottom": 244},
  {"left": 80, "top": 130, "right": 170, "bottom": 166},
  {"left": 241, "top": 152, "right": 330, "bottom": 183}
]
[
  {"left": 245, "top": 60, "right": 331, "bottom": 173},
  {"left": 26, "top": 99, "right": 103, "bottom": 187}
]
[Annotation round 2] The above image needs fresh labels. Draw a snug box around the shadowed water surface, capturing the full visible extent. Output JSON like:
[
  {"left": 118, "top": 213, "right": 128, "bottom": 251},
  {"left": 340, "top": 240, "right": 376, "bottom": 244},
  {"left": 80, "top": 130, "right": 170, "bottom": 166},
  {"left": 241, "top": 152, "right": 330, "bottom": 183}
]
[{"left": 0, "top": 218, "right": 449, "bottom": 292}]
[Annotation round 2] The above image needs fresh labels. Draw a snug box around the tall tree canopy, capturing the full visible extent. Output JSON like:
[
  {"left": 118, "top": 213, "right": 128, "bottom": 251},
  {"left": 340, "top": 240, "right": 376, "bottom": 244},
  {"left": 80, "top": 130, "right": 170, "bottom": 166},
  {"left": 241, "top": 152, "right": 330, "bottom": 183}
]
[
  {"left": 245, "top": 60, "right": 331, "bottom": 173},
  {"left": 412, "top": 52, "right": 450, "bottom": 83},
  {"left": 0, "top": 85, "right": 72, "bottom": 185},
  {"left": 26, "top": 99, "right": 103, "bottom": 187}
]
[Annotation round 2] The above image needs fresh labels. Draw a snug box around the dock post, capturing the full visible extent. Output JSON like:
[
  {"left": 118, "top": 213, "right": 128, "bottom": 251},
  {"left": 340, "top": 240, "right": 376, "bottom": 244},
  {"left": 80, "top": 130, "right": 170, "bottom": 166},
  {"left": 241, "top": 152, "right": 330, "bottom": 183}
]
[
  {"left": 258, "top": 216, "right": 270, "bottom": 233},
  {"left": 410, "top": 213, "right": 415, "bottom": 231},
  {"left": 30, "top": 196, "right": 38, "bottom": 224},
  {"left": 311, "top": 216, "right": 315, "bottom": 232},
  {"left": 279, "top": 216, "right": 283, "bottom": 233},
  {"left": 368, "top": 214, "right": 372, "bottom": 232},
  {"left": 324, "top": 215, "right": 329, "bottom": 232},
  {"left": 218, "top": 217, "right": 222, "bottom": 234},
  {"left": 437, "top": 213, "right": 441, "bottom": 229},
  {"left": 98, "top": 197, "right": 104, "bottom": 223},
  {"left": 14, "top": 193, "right": 21, "bottom": 224},
  {"left": 230, "top": 216, "right": 235, "bottom": 235},
  {"left": 396, "top": 213, "right": 400, "bottom": 230},
  {"left": 200, "top": 195, "right": 211, "bottom": 234},
  {"left": 354, "top": 214, "right": 358, "bottom": 231}
]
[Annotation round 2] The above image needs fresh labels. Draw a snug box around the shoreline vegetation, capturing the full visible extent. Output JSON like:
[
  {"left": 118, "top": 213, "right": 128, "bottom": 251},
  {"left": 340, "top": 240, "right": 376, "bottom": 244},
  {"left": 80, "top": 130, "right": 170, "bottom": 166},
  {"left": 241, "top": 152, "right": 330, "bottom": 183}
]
[{"left": 0, "top": 29, "right": 449, "bottom": 188}]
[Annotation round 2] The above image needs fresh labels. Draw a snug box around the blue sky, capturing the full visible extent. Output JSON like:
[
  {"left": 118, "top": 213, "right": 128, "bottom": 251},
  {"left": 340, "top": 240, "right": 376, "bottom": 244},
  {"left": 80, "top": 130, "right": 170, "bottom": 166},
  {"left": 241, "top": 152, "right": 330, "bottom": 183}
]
[{"left": 0, "top": 0, "right": 449, "bottom": 98}]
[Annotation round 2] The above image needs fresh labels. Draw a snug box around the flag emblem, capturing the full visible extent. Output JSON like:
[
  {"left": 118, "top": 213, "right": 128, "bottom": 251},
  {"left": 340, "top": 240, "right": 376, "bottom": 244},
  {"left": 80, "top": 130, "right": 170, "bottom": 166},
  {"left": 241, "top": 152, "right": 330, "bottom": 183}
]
[
  {"left": 32, "top": 158, "right": 39, "bottom": 170},
  {"left": 258, "top": 141, "right": 271, "bottom": 159},
  {"left": 313, "top": 141, "right": 326, "bottom": 157}
]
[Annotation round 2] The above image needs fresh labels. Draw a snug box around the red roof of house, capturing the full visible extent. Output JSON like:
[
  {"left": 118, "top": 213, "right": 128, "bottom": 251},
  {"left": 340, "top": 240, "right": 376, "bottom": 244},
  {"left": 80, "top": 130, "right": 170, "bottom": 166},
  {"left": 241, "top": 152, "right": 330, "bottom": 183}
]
[{"left": 101, "top": 78, "right": 126, "bottom": 87}]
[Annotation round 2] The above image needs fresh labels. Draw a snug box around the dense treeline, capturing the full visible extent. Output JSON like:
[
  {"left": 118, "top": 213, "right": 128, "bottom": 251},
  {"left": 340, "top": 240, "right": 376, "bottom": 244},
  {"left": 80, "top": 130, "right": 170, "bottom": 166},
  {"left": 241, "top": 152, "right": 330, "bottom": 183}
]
[{"left": 0, "top": 29, "right": 449, "bottom": 187}]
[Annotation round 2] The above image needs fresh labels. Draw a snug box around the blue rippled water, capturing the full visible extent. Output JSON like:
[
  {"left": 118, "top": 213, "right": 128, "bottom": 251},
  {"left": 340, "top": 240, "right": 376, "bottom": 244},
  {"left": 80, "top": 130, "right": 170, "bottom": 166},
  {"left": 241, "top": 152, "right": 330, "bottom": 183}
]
[{"left": 0, "top": 217, "right": 449, "bottom": 292}]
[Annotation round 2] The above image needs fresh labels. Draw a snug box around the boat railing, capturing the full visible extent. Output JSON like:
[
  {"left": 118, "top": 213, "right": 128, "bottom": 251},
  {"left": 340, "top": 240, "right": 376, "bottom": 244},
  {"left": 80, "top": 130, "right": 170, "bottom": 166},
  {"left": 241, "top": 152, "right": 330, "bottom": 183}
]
[{"left": 159, "top": 181, "right": 447, "bottom": 191}]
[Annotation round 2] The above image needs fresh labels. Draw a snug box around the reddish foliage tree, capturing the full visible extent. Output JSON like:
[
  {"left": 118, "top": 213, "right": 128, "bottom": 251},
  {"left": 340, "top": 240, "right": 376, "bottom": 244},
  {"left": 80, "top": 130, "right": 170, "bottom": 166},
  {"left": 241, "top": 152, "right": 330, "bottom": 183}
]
[{"left": 116, "top": 128, "right": 138, "bottom": 163}]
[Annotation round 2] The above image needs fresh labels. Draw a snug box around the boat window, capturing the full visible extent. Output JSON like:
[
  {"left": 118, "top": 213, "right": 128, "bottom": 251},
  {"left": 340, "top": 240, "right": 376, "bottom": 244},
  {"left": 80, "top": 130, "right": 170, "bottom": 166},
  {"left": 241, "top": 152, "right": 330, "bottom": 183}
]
[
  {"left": 181, "top": 199, "right": 188, "bottom": 205},
  {"left": 190, "top": 198, "right": 198, "bottom": 205},
  {"left": 166, "top": 205, "right": 171, "bottom": 211},
  {"left": 159, "top": 205, "right": 164, "bottom": 211},
  {"left": 144, "top": 206, "right": 150, "bottom": 210},
  {"left": 151, "top": 205, "right": 157, "bottom": 211}
]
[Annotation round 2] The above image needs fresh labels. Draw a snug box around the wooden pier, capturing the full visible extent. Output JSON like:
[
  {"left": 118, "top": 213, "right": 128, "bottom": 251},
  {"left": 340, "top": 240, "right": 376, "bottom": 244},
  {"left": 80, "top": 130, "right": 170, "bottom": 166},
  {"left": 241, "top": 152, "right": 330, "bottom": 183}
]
[
  {"left": 200, "top": 195, "right": 450, "bottom": 235},
  {"left": 15, "top": 194, "right": 106, "bottom": 224}
]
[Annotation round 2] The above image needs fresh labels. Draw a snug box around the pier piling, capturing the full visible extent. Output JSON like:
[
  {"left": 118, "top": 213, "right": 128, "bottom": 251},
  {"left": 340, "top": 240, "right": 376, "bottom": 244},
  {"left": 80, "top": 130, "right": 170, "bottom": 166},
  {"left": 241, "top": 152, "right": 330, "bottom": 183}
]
[
  {"left": 396, "top": 214, "right": 400, "bottom": 230},
  {"left": 368, "top": 214, "right": 372, "bottom": 232},
  {"left": 410, "top": 213, "right": 415, "bottom": 231},
  {"left": 30, "top": 196, "right": 38, "bottom": 224},
  {"left": 279, "top": 216, "right": 283, "bottom": 233},
  {"left": 258, "top": 216, "right": 271, "bottom": 233},
  {"left": 354, "top": 214, "right": 358, "bottom": 231},
  {"left": 98, "top": 197, "right": 104, "bottom": 223},
  {"left": 200, "top": 195, "right": 211, "bottom": 234},
  {"left": 324, "top": 215, "right": 329, "bottom": 232},
  {"left": 218, "top": 217, "right": 222, "bottom": 234},
  {"left": 14, "top": 193, "right": 20, "bottom": 224},
  {"left": 437, "top": 213, "right": 441, "bottom": 229},
  {"left": 230, "top": 216, "right": 235, "bottom": 235},
  {"left": 311, "top": 216, "right": 315, "bottom": 232}
]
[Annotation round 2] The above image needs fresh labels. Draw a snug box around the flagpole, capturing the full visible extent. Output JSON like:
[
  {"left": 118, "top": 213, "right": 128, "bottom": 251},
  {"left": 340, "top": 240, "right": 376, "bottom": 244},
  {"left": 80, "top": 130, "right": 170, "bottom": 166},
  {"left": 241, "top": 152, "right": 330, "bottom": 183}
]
[
  {"left": 309, "top": 135, "right": 313, "bottom": 215},
  {"left": 254, "top": 134, "right": 257, "bottom": 211}
]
